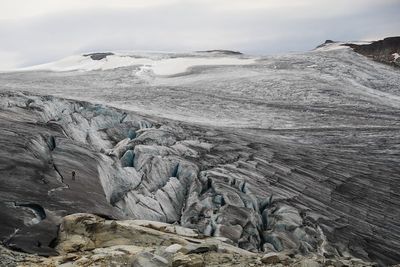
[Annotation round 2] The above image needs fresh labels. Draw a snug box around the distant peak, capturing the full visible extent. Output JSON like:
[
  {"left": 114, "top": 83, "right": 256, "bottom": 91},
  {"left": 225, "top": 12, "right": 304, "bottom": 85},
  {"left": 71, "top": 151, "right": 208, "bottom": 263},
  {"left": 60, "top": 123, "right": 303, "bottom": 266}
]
[
  {"left": 195, "top": 49, "right": 242, "bottom": 55},
  {"left": 315, "top": 40, "right": 340, "bottom": 49}
]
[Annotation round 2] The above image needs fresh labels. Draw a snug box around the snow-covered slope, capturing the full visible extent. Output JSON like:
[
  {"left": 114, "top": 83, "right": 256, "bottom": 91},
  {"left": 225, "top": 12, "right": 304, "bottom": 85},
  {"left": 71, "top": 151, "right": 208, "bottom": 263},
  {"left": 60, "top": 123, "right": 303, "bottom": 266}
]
[
  {"left": 314, "top": 40, "right": 372, "bottom": 51},
  {"left": 17, "top": 51, "right": 256, "bottom": 75},
  {"left": 2, "top": 47, "right": 399, "bottom": 129}
]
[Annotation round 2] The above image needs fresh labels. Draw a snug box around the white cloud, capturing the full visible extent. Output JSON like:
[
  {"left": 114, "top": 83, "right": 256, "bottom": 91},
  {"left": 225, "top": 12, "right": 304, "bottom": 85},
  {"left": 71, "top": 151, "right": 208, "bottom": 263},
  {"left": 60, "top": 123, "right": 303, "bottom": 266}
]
[
  {"left": 0, "top": 51, "right": 23, "bottom": 69},
  {"left": 0, "top": 0, "right": 182, "bottom": 20},
  {"left": 0, "top": 0, "right": 399, "bottom": 69},
  {"left": 1, "top": 0, "right": 398, "bottom": 20}
]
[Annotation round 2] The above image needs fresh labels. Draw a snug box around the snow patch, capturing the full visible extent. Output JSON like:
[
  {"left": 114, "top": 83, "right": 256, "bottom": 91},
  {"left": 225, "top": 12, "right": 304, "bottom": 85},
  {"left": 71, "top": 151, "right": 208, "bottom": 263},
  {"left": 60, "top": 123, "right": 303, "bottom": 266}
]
[
  {"left": 393, "top": 53, "right": 400, "bottom": 60},
  {"left": 347, "top": 41, "right": 372, "bottom": 45},
  {"left": 314, "top": 42, "right": 348, "bottom": 52},
  {"left": 314, "top": 41, "right": 372, "bottom": 52},
  {"left": 18, "top": 53, "right": 256, "bottom": 76},
  {"left": 141, "top": 57, "right": 255, "bottom": 76}
]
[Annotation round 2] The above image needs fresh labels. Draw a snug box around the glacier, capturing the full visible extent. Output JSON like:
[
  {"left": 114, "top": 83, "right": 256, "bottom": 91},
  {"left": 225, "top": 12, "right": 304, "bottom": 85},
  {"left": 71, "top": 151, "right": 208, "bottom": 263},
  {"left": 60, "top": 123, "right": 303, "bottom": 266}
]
[{"left": 0, "top": 44, "right": 399, "bottom": 266}]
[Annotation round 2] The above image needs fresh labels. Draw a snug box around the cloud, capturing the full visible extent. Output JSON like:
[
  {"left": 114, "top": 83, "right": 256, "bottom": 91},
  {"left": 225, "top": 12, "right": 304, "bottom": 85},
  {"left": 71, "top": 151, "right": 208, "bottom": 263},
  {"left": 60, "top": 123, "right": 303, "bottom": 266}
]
[
  {"left": 0, "top": 0, "right": 182, "bottom": 20},
  {"left": 0, "top": 51, "right": 24, "bottom": 69},
  {"left": 0, "top": 0, "right": 399, "bottom": 69},
  {"left": 1, "top": 0, "right": 397, "bottom": 20}
]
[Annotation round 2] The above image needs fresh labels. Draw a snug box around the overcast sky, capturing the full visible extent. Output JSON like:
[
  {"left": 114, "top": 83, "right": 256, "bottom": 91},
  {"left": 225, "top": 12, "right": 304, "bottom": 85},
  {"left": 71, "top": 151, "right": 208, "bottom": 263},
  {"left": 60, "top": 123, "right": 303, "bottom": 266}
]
[{"left": 0, "top": 0, "right": 399, "bottom": 69}]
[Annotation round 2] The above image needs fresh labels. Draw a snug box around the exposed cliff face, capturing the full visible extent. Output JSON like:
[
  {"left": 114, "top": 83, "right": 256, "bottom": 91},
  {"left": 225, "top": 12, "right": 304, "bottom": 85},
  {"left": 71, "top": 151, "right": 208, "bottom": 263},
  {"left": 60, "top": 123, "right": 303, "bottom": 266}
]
[
  {"left": 344, "top": 37, "right": 400, "bottom": 67},
  {"left": 0, "top": 91, "right": 399, "bottom": 266}
]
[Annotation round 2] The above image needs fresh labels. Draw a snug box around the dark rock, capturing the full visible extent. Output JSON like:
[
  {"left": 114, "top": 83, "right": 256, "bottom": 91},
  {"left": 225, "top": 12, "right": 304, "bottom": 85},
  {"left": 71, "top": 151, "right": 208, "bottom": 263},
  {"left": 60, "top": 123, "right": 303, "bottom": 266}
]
[
  {"left": 83, "top": 52, "right": 114, "bottom": 60},
  {"left": 131, "top": 252, "right": 168, "bottom": 267},
  {"left": 196, "top": 50, "right": 242, "bottom": 55},
  {"left": 344, "top": 36, "right": 400, "bottom": 66},
  {"left": 315, "top": 40, "right": 337, "bottom": 48},
  {"left": 179, "top": 243, "right": 218, "bottom": 254}
]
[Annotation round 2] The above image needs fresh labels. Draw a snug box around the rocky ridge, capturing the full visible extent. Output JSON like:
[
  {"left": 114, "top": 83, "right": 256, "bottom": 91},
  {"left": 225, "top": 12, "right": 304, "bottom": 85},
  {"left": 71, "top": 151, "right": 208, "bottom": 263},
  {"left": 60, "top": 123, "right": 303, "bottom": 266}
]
[
  {"left": 0, "top": 213, "right": 377, "bottom": 267},
  {"left": 344, "top": 37, "right": 400, "bottom": 67}
]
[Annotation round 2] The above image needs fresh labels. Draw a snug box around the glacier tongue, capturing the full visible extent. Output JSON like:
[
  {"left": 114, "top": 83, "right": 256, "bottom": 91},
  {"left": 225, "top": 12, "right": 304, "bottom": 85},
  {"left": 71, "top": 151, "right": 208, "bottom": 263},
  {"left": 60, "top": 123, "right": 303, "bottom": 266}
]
[
  {"left": 0, "top": 92, "right": 330, "bottom": 257},
  {"left": 0, "top": 91, "right": 399, "bottom": 266}
]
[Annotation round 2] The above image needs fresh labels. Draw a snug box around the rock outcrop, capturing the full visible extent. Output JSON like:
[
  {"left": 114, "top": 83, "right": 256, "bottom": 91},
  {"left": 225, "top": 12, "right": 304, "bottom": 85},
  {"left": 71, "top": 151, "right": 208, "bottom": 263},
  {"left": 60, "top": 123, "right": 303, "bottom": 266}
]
[
  {"left": 196, "top": 50, "right": 243, "bottom": 55},
  {"left": 344, "top": 37, "right": 400, "bottom": 67},
  {"left": 0, "top": 213, "right": 378, "bottom": 267},
  {"left": 83, "top": 52, "right": 115, "bottom": 60}
]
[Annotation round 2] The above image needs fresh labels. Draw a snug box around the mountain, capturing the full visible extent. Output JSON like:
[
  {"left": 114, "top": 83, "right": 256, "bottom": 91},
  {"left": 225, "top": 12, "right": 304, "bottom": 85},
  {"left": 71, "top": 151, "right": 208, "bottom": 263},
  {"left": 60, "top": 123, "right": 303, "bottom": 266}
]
[
  {"left": 344, "top": 37, "right": 400, "bottom": 67},
  {"left": 316, "top": 37, "right": 400, "bottom": 67},
  {"left": 0, "top": 38, "right": 399, "bottom": 266}
]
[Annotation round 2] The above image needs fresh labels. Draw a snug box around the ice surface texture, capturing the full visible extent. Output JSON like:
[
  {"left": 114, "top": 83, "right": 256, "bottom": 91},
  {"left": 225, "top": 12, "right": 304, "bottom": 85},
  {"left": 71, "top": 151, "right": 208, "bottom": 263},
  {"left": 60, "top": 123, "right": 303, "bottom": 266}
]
[{"left": 0, "top": 46, "right": 400, "bottom": 266}]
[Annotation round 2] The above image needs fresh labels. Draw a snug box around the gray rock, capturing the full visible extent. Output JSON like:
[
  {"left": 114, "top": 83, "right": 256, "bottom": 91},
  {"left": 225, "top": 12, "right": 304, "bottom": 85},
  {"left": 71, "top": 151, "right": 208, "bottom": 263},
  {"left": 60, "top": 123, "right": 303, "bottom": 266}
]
[
  {"left": 294, "top": 259, "right": 321, "bottom": 267},
  {"left": 165, "top": 244, "right": 183, "bottom": 254},
  {"left": 214, "top": 224, "right": 243, "bottom": 243},
  {"left": 261, "top": 252, "right": 281, "bottom": 264},
  {"left": 131, "top": 252, "right": 168, "bottom": 267},
  {"left": 172, "top": 253, "right": 204, "bottom": 267}
]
